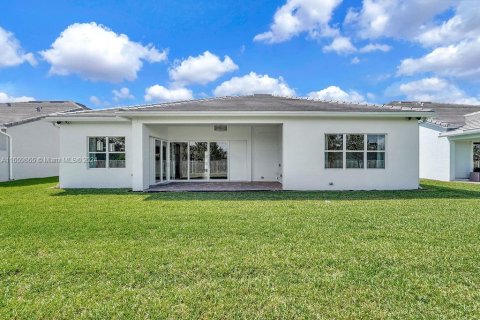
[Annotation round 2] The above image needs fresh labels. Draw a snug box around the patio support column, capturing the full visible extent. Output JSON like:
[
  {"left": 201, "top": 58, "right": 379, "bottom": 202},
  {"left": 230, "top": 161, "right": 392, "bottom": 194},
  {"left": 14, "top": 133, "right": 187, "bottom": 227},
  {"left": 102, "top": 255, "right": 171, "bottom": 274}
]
[{"left": 131, "top": 120, "right": 147, "bottom": 191}]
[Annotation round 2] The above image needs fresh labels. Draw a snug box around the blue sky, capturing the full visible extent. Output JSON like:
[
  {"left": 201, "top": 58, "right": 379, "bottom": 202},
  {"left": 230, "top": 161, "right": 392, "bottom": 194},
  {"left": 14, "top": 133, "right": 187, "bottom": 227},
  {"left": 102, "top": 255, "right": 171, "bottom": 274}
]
[{"left": 1, "top": 0, "right": 479, "bottom": 108}]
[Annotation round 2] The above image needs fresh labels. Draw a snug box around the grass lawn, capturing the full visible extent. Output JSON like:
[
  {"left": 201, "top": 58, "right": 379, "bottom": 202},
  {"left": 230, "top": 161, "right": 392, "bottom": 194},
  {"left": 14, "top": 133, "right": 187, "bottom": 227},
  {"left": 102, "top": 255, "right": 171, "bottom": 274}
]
[{"left": 1, "top": 178, "right": 479, "bottom": 319}]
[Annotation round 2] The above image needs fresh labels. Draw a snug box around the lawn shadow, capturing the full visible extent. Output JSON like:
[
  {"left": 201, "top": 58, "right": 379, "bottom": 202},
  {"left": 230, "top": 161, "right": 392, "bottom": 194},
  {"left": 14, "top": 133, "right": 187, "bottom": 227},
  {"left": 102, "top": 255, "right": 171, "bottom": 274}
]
[
  {"left": 51, "top": 181, "right": 480, "bottom": 201},
  {"left": 0, "top": 176, "right": 59, "bottom": 187}
]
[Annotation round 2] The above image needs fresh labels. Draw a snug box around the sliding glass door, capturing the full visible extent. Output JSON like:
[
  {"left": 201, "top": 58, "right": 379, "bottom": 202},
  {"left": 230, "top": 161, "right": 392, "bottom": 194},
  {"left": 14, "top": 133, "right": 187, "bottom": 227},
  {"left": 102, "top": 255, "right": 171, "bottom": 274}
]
[
  {"left": 189, "top": 142, "right": 208, "bottom": 180},
  {"left": 474, "top": 143, "right": 480, "bottom": 171},
  {"left": 170, "top": 142, "right": 188, "bottom": 180},
  {"left": 155, "top": 140, "right": 162, "bottom": 183},
  {"left": 209, "top": 142, "right": 228, "bottom": 179},
  {"left": 165, "top": 141, "right": 229, "bottom": 181}
]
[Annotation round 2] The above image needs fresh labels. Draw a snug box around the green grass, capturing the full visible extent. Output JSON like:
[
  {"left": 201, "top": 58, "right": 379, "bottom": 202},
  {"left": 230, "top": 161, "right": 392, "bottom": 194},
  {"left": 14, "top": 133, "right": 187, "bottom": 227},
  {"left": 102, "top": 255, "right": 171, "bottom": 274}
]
[{"left": 1, "top": 178, "right": 479, "bottom": 319}]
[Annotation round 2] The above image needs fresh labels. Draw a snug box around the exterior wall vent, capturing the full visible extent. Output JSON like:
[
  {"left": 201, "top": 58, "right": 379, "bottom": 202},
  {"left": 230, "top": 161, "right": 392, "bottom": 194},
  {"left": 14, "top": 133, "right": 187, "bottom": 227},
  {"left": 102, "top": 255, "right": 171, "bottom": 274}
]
[{"left": 214, "top": 125, "right": 227, "bottom": 132}]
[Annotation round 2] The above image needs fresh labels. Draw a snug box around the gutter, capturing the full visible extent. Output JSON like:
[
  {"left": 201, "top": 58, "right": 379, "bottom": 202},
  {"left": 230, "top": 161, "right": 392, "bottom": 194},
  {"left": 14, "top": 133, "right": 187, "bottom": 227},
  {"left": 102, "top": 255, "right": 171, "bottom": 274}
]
[
  {"left": 49, "top": 111, "right": 434, "bottom": 122},
  {"left": 0, "top": 130, "right": 12, "bottom": 180},
  {"left": 439, "top": 128, "right": 480, "bottom": 138},
  {"left": 115, "top": 110, "right": 434, "bottom": 117}
]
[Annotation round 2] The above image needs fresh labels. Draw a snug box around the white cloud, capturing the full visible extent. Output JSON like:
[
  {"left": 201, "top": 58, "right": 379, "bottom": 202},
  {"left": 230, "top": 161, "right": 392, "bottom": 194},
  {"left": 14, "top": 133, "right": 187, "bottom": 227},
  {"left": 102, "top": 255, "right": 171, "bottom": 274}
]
[
  {"left": 0, "top": 92, "right": 34, "bottom": 103},
  {"left": 254, "top": 0, "right": 342, "bottom": 43},
  {"left": 0, "top": 26, "right": 36, "bottom": 68},
  {"left": 415, "top": 1, "right": 480, "bottom": 47},
  {"left": 359, "top": 43, "right": 391, "bottom": 53},
  {"left": 351, "top": 57, "right": 360, "bottom": 64},
  {"left": 323, "top": 36, "right": 356, "bottom": 54},
  {"left": 307, "top": 86, "right": 365, "bottom": 102},
  {"left": 144, "top": 85, "right": 193, "bottom": 102},
  {"left": 213, "top": 72, "right": 295, "bottom": 97},
  {"left": 40, "top": 22, "right": 167, "bottom": 82},
  {"left": 397, "top": 37, "right": 480, "bottom": 78},
  {"left": 112, "top": 87, "right": 134, "bottom": 101},
  {"left": 169, "top": 51, "right": 238, "bottom": 85},
  {"left": 89, "top": 96, "right": 104, "bottom": 107},
  {"left": 390, "top": 77, "right": 480, "bottom": 105},
  {"left": 344, "top": 0, "right": 455, "bottom": 40},
  {"left": 89, "top": 96, "right": 101, "bottom": 106}
]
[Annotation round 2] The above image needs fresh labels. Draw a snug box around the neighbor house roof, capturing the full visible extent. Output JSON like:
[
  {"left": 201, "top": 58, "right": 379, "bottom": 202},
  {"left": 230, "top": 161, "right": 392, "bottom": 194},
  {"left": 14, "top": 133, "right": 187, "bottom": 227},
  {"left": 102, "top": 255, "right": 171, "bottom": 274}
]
[
  {"left": 389, "top": 101, "right": 480, "bottom": 129},
  {"left": 0, "top": 101, "right": 89, "bottom": 127},
  {"left": 49, "top": 94, "right": 433, "bottom": 119}
]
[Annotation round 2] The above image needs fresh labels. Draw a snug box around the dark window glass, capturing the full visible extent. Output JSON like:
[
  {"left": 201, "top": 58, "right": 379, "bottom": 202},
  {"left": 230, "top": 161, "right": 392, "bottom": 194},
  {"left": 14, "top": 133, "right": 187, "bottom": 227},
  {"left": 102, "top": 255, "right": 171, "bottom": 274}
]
[
  {"left": 326, "top": 134, "right": 343, "bottom": 150},
  {"left": 89, "top": 137, "right": 106, "bottom": 152},
  {"left": 108, "top": 137, "right": 125, "bottom": 152},
  {"left": 367, "top": 152, "right": 385, "bottom": 168},
  {"left": 367, "top": 135, "right": 385, "bottom": 150},
  {"left": 346, "top": 152, "right": 364, "bottom": 168},
  {"left": 88, "top": 153, "right": 106, "bottom": 168},
  {"left": 325, "top": 152, "right": 343, "bottom": 168},
  {"left": 109, "top": 153, "right": 126, "bottom": 168},
  {"left": 347, "top": 134, "right": 364, "bottom": 151}
]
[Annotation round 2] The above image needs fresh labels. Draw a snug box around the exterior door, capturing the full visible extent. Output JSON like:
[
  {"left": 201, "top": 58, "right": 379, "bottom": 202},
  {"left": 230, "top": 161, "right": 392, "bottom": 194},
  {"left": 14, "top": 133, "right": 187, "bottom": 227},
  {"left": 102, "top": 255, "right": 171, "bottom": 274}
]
[
  {"left": 170, "top": 142, "right": 188, "bottom": 180},
  {"left": 189, "top": 142, "right": 208, "bottom": 180},
  {"left": 162, "top": 142, "right": 167, "bottom": 181},
  {"left": 229, "top": 140, "right": 248, "bottom": 181},
  {"left": 155, "top": 140, "right": 161, "bottom": 183},
  {"left": 474, "top": 143, "right": 480, "bottom": 171},
  {"left": 209, "top": 142, "right": 228, "bottom": 179}
]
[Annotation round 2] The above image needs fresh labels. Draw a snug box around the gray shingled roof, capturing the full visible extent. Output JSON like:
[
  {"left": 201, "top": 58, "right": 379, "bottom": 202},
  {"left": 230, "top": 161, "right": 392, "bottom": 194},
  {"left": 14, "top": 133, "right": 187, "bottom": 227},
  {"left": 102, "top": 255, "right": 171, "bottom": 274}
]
[
  {"left": 52, "top": 95, "right": 432, "bottom": 118},
  {"left": 389, "top": 101, "right": 480, "bottom": 129},
  {"left": 0, "top": 101, "right": 89, "bottom": 127},
  {"left": 461, "top": 112, "right": 480, "bottom": 131}
]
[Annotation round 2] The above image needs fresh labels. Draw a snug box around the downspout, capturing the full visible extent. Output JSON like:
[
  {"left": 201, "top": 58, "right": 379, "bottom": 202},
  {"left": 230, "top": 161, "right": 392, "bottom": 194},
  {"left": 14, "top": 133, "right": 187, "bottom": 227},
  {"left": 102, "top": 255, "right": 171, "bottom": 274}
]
[{"left": 0, "top": 130, "right": 13, "bottom": 180}]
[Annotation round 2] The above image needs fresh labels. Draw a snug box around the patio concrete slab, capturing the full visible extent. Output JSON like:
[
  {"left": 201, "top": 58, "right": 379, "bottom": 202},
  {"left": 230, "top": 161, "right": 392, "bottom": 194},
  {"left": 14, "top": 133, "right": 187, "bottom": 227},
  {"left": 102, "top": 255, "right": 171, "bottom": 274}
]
[{"left": 146, "top": 181, "right": 282, "bottom": 192}]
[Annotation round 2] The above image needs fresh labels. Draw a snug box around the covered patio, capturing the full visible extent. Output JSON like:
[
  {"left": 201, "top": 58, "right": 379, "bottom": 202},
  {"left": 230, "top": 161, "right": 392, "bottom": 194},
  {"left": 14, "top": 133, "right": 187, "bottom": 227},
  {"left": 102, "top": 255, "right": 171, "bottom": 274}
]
[{"left": 146, "top": 181, "right": 282, "bottom": 192}]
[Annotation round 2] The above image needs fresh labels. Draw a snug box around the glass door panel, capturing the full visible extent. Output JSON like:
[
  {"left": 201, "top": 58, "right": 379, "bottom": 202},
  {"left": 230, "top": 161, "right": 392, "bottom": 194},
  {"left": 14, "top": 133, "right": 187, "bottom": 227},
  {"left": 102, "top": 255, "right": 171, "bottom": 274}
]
[
  {"left": 155, "top": 140, "right": 161, "bottom": 183},
  {"left": 162, "top": 142, "right": 167, "bottom": 181},
  {"left": 189, "top": 142, "right": 208, "bottom": 180},
  {"left": 170, "top": 142, "right": 188, "bottom": 180},
  {"left": 474, "top": 143, "right": 480, "bottom": 170},
  {"left": 210, "top": 142, "right": 228, "bottom": 179}
]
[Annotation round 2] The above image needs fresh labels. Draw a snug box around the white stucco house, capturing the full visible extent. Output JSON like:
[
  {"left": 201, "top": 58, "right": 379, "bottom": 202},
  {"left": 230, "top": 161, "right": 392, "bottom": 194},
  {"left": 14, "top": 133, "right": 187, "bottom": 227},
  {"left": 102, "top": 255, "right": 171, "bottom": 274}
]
[
  {"left": 0, "top": 101, "right": 88, "bottom": 181},
  {"left": 49, "top": 94, "right": 432, "bottom": 191},
  {"left": 391, "top": 101, "right": 480, "bottom": 182}
]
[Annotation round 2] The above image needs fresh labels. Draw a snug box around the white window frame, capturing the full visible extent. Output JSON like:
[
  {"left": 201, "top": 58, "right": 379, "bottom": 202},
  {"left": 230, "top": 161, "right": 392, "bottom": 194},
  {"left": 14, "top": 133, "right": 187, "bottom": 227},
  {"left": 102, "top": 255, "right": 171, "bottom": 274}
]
[
  {"left": 325, "top": 134, "right": 344, "bottom": 169},
  {"left": 324, "top": 133, "right": 387, "bottom": 170},
  {"left": 87, "top": 136, "right": 126, "bottom": 169}
]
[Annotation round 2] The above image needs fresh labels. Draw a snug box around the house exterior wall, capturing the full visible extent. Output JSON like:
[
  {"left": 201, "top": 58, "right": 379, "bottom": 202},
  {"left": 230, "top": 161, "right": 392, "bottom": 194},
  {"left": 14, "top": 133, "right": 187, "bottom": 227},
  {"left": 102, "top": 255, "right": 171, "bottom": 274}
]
[
  {"left": 59, "top": 122, "right": 132, "bottom": 188},
  {"left": 58, "top": 115, "right": 420, "bottom": 190},
  {"left": 454, "top": 141, "right": 472, "bottom": 179},
  {"left": 282, "top": 118, "right": 419, "bottom": 190},
  {"left": 0, "top": 133, "right": 8, "bottom": 181},
  {"left": 7, "top": 120, "right": 60, "bottom": 180},
  {"left": 418, "top": 123, "right": 452, "bottom": 181}
]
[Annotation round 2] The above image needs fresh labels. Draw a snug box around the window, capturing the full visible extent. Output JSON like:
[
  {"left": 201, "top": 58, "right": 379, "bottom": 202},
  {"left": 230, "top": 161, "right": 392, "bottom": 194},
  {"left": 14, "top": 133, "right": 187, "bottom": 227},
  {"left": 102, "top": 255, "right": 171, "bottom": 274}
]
[
  {"left": 367, "top": 135, "right": 385, "bottom": 169},
  {"left": 346, "top": 134, "right": 364, "bottom": 168},
  {"left": 88, "top": 137, "right": 125, "bottom": 168},
  {"left": 325, "top": 134, "right": 343, "bottom": 168},
  {"left": 325, "top": 134, "right": 386, "bottom": 169}
]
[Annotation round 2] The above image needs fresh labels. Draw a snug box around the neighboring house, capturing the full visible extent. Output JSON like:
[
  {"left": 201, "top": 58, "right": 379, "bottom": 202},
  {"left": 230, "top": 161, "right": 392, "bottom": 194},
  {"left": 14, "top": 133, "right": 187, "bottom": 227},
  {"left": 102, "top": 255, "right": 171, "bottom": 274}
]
[
  {"left": 0, "top": 101, "right": 89, "bottom": 181},
  {"left": 391, "top": 101, "right": 480, "bottom": 181},
  {"left": 49, "top": 94, "right": 432, "bottom": 191}
]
